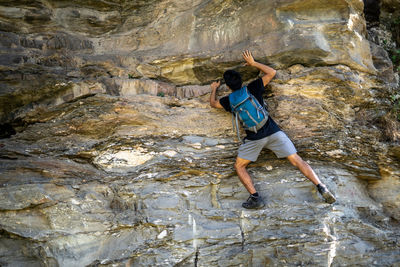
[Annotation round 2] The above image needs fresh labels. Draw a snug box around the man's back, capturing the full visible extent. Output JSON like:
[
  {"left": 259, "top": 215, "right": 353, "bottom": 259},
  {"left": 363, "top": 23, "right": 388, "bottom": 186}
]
[{"left": 219, "top": 78, "right": 281, "bottom": 140}]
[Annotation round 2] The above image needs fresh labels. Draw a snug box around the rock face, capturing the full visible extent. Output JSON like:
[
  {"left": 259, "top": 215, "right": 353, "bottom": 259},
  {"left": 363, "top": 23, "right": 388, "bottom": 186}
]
[
  {"left": 0, "top": 0, "right": 400, "bottom": 266},
  {"left": 0, "top": 0, "right": 382, "bottom": 123}
]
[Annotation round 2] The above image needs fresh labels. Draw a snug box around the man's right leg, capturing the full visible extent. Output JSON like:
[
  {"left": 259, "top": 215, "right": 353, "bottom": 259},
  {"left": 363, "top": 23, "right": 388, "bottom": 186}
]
[
  {"left": 287, "top": 153, "right": 336, "bottom": 204},
  {"left": 267, "top": 131, "right": 336, "bottom": 204}
]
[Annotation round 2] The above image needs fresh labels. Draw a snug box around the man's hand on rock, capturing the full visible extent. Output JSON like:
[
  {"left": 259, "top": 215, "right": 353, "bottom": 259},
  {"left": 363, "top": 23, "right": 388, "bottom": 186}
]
[
  {"left": 243, "top": 50, "right": 256, "bottom": 66},
  {"left": 211, "top": 80, "right": 221, "bottom": 91}
]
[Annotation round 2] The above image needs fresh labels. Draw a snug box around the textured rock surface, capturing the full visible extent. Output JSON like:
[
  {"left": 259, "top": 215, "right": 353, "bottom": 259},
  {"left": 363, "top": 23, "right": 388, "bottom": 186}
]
[
  {"left": 0, "top": 0, "right": 400, "bottom": 266},
  {"left": 1, "top": 93, "right": 399, "bottom": 266},
  {"left": 0, "top": 0, "right": 379, "bottom": 122}
]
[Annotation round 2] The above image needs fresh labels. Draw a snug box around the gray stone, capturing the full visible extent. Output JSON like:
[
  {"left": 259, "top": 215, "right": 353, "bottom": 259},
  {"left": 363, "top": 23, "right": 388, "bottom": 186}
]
[{"left": 0, "top": 0, "right": 399, "bottom": 266}]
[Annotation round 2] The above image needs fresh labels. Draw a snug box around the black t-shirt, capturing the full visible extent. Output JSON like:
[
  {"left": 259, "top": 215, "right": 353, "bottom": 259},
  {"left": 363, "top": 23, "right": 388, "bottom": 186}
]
[{"left": 219, "top": 78, "right": 281, "bottom": 140}]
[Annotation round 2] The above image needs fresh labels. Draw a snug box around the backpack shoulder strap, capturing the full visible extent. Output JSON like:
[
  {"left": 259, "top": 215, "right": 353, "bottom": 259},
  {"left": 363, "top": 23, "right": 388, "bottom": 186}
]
[{"left": 229, "top": 86, "right": 248, "bottom": 142}]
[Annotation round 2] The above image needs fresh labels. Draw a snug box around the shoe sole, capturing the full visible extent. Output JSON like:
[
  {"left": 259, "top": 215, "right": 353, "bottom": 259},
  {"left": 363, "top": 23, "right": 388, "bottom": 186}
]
[
  {"left": 322, "top": 192, "right": 336, "bottom": 204},
  {"left": 242, "top": 202, "right": 265, "bottom": 209}
]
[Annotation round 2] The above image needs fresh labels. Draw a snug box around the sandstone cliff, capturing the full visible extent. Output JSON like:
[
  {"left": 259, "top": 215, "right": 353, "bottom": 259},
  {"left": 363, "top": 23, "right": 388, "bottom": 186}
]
[{"left": 0, "top": 0, "right": 399, "bottom": 266}]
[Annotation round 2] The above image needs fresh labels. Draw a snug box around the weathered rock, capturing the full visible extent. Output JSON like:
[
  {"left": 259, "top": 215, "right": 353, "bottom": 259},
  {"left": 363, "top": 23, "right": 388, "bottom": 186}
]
[
  {"left": 0, "top": 90, "right": 399, "bottom": 266},
  {"left": 381, "top": 0, "right": 400, "bottom": 11},
  {"left": 0, "top": 0, "right": 399, "bottom": 266},
  {"left": 0, "top": 0, "right": 384, "bottom": 122}
]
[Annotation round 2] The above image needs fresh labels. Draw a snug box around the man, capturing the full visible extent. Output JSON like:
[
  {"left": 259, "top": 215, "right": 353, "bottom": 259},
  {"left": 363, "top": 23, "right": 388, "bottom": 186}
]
[{"left": 210, "top": 50, "right": 336, "bottom": 209}]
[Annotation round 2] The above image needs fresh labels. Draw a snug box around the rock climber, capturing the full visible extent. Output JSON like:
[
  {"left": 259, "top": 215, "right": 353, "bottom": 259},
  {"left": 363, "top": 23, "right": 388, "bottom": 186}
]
[{"left": 209, "top": 50, "right": 336, "bottom": 209}]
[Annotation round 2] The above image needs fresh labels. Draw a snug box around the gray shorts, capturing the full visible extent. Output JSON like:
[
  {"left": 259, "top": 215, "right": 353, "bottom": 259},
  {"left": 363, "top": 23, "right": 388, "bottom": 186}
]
[{"left": 238, "top": 131, "right": 297, "bottom": 161}]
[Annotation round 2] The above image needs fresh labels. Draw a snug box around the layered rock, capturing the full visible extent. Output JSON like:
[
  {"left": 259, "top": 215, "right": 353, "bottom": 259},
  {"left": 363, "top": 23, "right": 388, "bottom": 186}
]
[
  {"left": 0, "top": 0, "right": 379, "bottom": 122},
  {"left": 0, "top": 0, "right": 399, "bottom": 266},
  {"left": 1, "top": 92, "right": 399, "bottom": 266}
]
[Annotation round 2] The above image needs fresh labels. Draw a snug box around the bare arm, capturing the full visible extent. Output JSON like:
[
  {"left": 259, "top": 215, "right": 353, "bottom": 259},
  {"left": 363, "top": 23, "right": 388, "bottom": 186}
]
[
  {"left": 209, "top": 80, "right": 223, "bottom": 109},
  {"left": 242, "top": 50, "right": 276, "bottom": 87}
]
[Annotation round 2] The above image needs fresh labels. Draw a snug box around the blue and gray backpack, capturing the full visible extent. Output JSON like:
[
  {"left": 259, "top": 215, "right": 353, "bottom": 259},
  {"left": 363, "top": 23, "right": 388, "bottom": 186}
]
[{"left": 229, "top": 86, "right": 269, "bottom": 141}]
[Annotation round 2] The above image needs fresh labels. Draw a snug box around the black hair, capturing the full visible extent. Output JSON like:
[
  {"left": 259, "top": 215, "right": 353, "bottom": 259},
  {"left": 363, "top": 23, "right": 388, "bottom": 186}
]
[{"left": 223, "top": 70, "right": 242, "bottom": 91}]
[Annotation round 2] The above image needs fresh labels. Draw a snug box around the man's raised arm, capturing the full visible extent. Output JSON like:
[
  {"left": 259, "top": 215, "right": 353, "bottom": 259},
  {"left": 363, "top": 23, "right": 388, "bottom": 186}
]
[{"left": 242, "top": 50, "right": 276, "bottom": 87}]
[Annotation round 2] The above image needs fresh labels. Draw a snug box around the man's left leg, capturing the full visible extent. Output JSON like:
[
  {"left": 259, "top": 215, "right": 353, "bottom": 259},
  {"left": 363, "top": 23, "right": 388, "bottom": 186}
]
[
  {"left": 287, "top": 153, "right": 336, "bottom": 204},
  {"left": 235, "top": 157, "right": 265, "bottom": 209},
  {"left": 234, "top": 157, "right": 256, "bottom": 194}
]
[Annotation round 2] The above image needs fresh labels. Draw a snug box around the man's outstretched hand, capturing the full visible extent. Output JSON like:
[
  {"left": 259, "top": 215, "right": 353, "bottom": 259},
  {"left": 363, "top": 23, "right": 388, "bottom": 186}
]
[
  {"left": 243, "top": 50, "right": 256, "bottom": 66},
  {"left": 210, "top": 80, "right": 223, "bottom": 109},
  {"left": 242, "top": 49, "right": 277, "bottom": 87},
  {"left": 211, "top": 80, "right": 221, "bottom": 91}
]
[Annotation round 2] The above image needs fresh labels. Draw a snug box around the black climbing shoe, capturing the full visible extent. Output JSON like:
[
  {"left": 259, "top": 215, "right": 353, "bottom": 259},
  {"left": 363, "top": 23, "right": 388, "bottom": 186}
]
[
  {"left": 242, "top": 195, "right": 265, "bottom": 209},
  {"left": 317, "top": 184, "right": 336, "bottom": 204}
]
